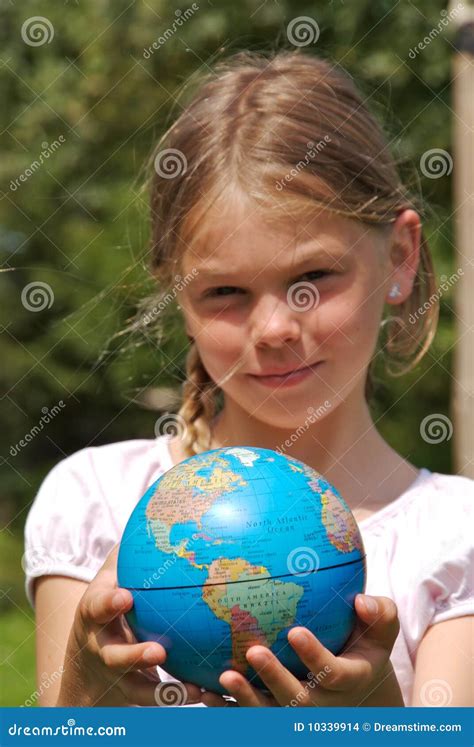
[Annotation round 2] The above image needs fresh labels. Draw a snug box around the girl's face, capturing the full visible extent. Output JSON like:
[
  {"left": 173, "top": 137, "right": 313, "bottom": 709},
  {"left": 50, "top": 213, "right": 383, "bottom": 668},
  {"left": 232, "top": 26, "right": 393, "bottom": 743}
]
[{"left": 178, "top": 198, "right": 412, "bottom": 429}]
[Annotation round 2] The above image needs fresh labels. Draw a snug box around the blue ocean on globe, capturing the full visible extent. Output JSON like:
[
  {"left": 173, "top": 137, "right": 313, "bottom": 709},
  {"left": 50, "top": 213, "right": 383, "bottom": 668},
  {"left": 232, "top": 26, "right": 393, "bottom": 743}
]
[{"left": 117, "top": 446, "right": 366, "bottom": 694}]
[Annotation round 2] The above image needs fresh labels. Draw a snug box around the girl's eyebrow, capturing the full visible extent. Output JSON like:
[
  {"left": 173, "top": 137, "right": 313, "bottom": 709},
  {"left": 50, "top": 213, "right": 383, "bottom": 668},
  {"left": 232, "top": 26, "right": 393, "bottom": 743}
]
[{"left": 195, "top": 244, "right": 343, "bottom": 278}]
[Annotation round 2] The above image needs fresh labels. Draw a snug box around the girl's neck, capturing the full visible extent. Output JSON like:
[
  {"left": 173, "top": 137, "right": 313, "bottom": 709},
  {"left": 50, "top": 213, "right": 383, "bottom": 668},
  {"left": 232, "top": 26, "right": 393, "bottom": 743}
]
[{"left": 207, "top": 390, "right": 419, "bottom": 512}]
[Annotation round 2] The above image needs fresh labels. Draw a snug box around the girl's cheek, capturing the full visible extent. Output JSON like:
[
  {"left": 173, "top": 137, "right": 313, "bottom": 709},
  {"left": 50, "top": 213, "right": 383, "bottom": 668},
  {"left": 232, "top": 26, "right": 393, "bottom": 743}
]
[
  {"left": 314, "top": 298, "right": 382, "bottom": 368},
  {"left": 315, "top": 299, "right": 357, "bottom": 339},
  {"left": 197, "top": 332, "right": 245, "bottom": 380}
]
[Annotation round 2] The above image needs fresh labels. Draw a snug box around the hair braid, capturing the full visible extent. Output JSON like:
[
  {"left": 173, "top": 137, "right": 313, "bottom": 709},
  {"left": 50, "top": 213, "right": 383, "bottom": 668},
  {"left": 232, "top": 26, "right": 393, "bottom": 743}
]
[{"left": 177, "top": 341, "right": 219, "bottom": 457}]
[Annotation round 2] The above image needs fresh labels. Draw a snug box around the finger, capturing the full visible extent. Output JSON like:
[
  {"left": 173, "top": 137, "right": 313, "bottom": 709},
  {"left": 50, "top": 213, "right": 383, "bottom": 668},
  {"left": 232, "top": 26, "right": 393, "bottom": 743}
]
[
  {"left": 100, "top": 639, "right": 167, "bottom": 673},
  {"left": 290, "top": 626, "right": 377, "bottom": 693},
  {"left": 109, "top": 672, "right": 202, "bottom": 707},
  {"left": 84, "top": 543, "right": 128, "bottom": 622},
  {"left": 151, "top": 677, "right": 204, "bottom": 706},
  {"left": 80, "top": 587, "right": 133, "bottom": 626},
  {"left": 118, "top": 673, "right": 165, "bottom": 707},
  {"left": 288, "top": 628, "right": 346, "bottom": 692},
  {"left": 240, "top": 648, "right": 304, "bottom": 706},
  {"left": 85, "top": 669, "right": 163, "bottom": 708},
  {"left": 352, "top": 594, "right": 400, "bottom": 649},
  {"left": 92, "top": 543, "right": 121, "bottom": 589},
  {"left": 315, "top": 596, "right": 400, "bottom": 688},
  {"left": 214, "top": 670, "right": 275, "bottom": 707}
]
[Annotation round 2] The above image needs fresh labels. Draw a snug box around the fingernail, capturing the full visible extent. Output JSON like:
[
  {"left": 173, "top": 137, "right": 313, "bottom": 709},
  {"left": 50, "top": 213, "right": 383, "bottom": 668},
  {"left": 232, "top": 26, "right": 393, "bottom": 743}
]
[
  {"left": 364, "top": 596, "right": 379, "bottom": 614},
  {"left": 289, "top": 630, "right": 310, "bottom": 650},
  {"left": 143, "top": 646, "right": 159, "bottom": 662},
  {"left": 220, "top": 673, "right": 238, "bottom": 691},
  {"left": 248, "top": 649, "right": 269, "bottom": 668},
  {"left": 112, "top": 592, "right": 125, "bottom": 609}
]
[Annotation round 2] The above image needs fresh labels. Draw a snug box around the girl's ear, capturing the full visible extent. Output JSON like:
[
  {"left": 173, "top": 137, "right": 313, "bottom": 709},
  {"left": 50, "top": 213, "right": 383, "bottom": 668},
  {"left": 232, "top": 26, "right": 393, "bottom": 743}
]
[{"left": 385, "top": 209, "right": 421, "bottom": 305}]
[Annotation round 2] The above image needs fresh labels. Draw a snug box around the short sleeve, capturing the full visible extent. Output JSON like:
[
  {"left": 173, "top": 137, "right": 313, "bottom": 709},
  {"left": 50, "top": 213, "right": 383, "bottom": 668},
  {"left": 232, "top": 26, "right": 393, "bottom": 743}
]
[
  {"left": 23, "top": 450, "right": 118, "bottom": 610},
  {"left": 422, "top": 477, "right": 474, "bottom": 627},
  {"left": 429, "top": 550, "right": 474, "bottom": 626}
]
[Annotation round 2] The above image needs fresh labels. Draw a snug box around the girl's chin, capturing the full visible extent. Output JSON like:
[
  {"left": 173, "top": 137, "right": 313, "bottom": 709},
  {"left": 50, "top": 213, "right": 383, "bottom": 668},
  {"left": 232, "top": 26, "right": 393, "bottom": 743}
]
[{"left": 239, "top": 399, "right": 332, "bottom": 432}]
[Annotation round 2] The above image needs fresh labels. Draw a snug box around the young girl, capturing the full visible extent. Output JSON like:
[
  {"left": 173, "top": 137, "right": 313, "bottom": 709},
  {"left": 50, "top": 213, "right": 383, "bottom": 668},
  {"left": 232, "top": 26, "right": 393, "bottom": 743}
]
[{"left": 24, "top": 50, "right": 473, "bottom": 708}]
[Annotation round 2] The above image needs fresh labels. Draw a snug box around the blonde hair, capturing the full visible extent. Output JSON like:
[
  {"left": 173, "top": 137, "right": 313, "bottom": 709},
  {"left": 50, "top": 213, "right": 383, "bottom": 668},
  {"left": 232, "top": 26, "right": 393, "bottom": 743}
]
[{"left": 142, "top": 49, "right": 439, "bottom": 457}]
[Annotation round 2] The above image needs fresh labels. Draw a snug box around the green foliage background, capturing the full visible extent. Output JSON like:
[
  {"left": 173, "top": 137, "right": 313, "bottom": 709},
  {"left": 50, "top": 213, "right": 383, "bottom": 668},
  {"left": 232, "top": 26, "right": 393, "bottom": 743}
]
[{"left": 0, "top": 0, "right": 459, "bottom": 705}]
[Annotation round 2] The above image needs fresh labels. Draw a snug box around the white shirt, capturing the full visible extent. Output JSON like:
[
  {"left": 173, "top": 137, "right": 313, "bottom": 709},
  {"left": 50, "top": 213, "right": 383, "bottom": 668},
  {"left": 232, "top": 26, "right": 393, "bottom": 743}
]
[{"left": 24, "top": 436, "right": 474, "bottom": 706}]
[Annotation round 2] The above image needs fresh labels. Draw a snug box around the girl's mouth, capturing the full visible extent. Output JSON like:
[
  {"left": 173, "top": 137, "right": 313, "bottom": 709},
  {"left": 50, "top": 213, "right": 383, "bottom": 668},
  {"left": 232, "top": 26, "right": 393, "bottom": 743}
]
[{"left": 247, "top": 362, "right": 323, "bottom": 388}]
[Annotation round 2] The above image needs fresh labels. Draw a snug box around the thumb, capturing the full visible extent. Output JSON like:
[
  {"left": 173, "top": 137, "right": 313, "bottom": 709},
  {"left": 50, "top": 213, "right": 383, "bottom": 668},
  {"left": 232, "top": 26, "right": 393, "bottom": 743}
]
[
  {"left": 92, "top": 542, "right": 126, "bottom": 594},
  {"left": 354, "top": 594, "right": 400, "bottom": 649}
]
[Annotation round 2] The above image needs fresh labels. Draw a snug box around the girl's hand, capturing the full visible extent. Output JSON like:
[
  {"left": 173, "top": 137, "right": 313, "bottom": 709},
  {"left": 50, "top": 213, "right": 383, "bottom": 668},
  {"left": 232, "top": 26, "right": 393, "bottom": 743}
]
[
  {"left": 57, "top": 543, "right": 202, "bottom": 707},
  {"left": 201, "top": 594, "right": 404, "bottom": 707}
]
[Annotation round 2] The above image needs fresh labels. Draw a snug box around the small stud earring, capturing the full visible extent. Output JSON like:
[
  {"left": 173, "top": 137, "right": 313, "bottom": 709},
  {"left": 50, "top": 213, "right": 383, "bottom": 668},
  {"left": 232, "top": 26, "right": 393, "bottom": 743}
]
[
  {"left": 388, "top": 282, "right": 402, "bottom": 300},
  {"left": 176, "top": 304, "right": 181, "bottom": 310}
]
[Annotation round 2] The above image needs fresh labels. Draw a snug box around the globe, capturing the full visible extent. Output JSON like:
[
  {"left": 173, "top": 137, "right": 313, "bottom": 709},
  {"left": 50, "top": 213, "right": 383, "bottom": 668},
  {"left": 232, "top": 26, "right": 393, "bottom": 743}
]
[{"left": 117, "top": 446, "right": 366, "bottom": 694}]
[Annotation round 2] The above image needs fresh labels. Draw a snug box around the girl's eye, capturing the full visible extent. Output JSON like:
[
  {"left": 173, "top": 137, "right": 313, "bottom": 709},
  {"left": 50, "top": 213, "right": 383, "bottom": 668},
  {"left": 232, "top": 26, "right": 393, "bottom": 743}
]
[
  {"left": 205, "top": 286, "right": 243, "bottom": 297},
  {"left": 296, "top": 270, "right": 331, "bottom": 283},
  {"left": 204, "top": 271, "right": 331, "bottom": 299}
]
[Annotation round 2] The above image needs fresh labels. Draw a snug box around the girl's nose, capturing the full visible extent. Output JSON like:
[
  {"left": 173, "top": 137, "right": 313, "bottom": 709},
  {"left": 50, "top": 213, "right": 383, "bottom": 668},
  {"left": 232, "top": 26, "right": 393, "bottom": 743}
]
[{"left": 250, "top": 294, "right": 302, "bottom": 348}]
